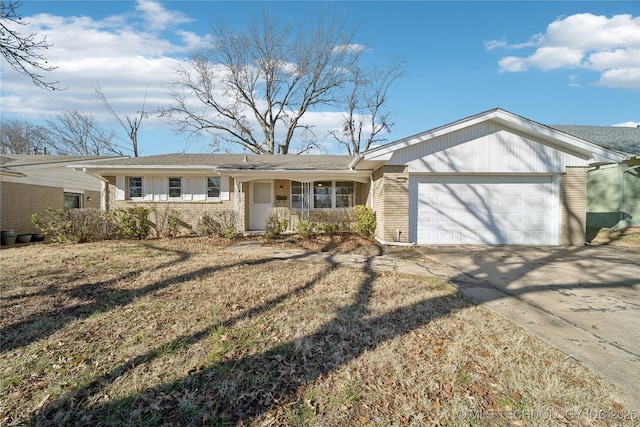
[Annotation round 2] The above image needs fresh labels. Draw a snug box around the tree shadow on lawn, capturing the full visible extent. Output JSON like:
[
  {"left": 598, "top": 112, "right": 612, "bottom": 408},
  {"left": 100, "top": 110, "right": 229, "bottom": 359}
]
[
  {"left": 30, "top": 251, "right": 471, "bottom": 426},
  {"left": 26, "top": 244, "right": 640, "bottom": 425},
  {"left": 1, "top": 243, "right": 311, "bottom": 354}
]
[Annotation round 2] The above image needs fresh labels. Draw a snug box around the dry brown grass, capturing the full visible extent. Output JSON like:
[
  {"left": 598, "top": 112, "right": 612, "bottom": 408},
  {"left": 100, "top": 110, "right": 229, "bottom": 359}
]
[
  {"left": 588, "top": 227, "right": 640, "bottom": 248},
  {"left": 0, "top": 238, "right": 634, "bottom": 426}
]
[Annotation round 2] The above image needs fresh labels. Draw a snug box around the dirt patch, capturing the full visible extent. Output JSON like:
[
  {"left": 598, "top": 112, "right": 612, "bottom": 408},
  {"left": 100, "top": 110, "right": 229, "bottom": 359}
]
[
  {"left": 258, "top": 233, "right": 384, "bottom": 256},
  {"left": 0, "top": 238, "right": 634, "bottom": 426}
]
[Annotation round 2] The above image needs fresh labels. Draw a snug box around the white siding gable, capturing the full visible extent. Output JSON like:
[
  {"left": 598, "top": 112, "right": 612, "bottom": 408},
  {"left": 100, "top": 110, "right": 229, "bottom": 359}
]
[{"left": 387, "top": 122, "right": 592, "bottom": 174}]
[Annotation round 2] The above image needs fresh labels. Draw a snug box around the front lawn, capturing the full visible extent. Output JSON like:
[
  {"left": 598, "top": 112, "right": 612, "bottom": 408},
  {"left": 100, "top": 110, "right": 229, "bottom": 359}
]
[{"left": 0, "top": 238, "right": 633, "bottom": 426}]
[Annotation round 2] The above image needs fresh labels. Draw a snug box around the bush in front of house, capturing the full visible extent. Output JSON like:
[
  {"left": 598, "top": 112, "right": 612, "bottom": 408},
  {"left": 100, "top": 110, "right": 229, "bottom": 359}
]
[
  {"left": 354, "top": 205, "right": 376, "bottom": 238},
  {"left": 264, "top": 210, "right": 288, "bottom": 239},
  {"left": 152, "top": 207, "right": 183, "bottom": 238},
  {"left": 106, "top": 206, "right": 154, "bottom": 240},
  {"left": 32, "top": 208, "right": 111, "bottom": 243},
  {"left": 196, "top": 210, "right": 238, "bottom": 239}
]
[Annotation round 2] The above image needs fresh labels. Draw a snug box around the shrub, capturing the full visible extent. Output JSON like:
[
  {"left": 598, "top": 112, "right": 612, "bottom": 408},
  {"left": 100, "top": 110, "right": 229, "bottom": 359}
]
[
  {"left": 31, "top": 208, "right": 109, "bottom": 243},
  {"left": 197, "top": 210, "right": 238, "bottom": 239},
  {"left": 308, "top": 208, "right": 353, "bottom": 235},
  {"left": 265, "top": 210, "right": 288, "bottom": 239},
  {"left": 354, "top": 205, "right": 376, "bottom": 238},
  {"left": 106, "top": 206, "right": 154, "bottom": 240},
  {"left": 295, "top": 219, "right": 316, "bottom": 238},
  {"left": 153, "top": 207, "right": 182, "bottom": 238}
]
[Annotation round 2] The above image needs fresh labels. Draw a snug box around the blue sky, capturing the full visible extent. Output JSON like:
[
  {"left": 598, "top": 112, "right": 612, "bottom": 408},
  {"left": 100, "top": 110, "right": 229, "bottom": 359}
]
[{"left": 2, "top": 1, "right": 639, "bottom": 156}]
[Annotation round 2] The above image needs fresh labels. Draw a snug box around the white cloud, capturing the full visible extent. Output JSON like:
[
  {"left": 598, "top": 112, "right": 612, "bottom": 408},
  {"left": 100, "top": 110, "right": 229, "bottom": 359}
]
[
  {"left": 135, "top": 0, "right": 192, "bottom": 32},
  {"left": 0, "top": 1, "right": 192, "bottom": 134},
  {"left": 487, "top": 13, "right": 640, "bottom": 90},
  {"left": 333, "top": 44, "right": 369, "bottom": 54},
  {"left": 613, "top": 121, "right": 640, "bottom": 128}
]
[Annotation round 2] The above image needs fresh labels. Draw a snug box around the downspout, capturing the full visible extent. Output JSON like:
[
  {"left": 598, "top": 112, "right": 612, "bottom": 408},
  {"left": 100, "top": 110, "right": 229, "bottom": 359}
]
[
  {"left": 369, "top": 173, "right": 375, "bottom": 210},
  {"left": 617, "top": 163, "right": 640, "bottom": 230},
  {"left": 375, "top": 237, "right": 416, "bottom": 247}
]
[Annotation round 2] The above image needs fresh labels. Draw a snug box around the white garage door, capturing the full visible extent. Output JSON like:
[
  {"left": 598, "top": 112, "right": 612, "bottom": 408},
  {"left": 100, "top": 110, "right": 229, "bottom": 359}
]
[{"left": 414, "top": 176, "right": 559, "bottom": 245}]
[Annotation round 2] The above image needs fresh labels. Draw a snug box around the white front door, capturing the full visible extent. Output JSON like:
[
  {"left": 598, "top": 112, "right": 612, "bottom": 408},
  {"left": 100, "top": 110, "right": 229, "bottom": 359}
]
[{"left": 250, "top": 181, "right": 273, "bottom": 230}]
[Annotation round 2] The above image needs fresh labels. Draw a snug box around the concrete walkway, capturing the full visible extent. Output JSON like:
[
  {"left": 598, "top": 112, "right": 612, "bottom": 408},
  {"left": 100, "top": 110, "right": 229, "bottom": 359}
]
[
  {"left": 225, "top": 241, "right": 640, "bottom": 408},
  {"left": 416, "top": 245, "right": 640, "bottom": 409}
]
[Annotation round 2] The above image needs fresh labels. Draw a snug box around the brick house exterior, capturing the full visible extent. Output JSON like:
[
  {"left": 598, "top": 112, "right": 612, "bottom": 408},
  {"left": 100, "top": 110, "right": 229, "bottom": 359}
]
[
  {"left": 0, "top": 155, "right": 118, "bottom": 235},
  {"left": 73, "top": 109, "right": 629, "bottom": 246}
]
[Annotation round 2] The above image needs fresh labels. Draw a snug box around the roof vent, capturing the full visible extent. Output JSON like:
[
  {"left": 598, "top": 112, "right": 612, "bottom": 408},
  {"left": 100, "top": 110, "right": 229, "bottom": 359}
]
[{"left": 243, "top": 155, "right": 248, "bottom": 162}]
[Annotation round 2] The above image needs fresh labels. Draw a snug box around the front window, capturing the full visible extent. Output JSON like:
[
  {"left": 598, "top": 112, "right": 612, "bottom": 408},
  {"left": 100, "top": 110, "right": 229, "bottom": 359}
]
[
  {"left": 291, "top": 180, "right": 356, "bottom": 209},
  {"left": 168, "top": 177, "right": 182, "bottom": 198},
  {"left": 207, "top": 177, "right": 221, "bottom": 198},
  {"left": 129, "top": 177, "right": 142, "bottom": 198},
  {"left": 64, "top": 192, "right": 82, "bottom": 209},
  {"left": 313, "top": 181, "right": 333, "bottom": 209},
  {"left": 291, "top": 181, "right": 303, "bottom": 209},
  {"left": 335, "top": 181, "right": 354, "bottom": 208}
]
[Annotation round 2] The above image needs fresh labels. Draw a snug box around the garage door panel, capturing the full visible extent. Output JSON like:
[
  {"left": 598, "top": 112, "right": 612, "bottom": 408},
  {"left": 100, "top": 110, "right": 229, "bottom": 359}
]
[{"left": 415, "top": 176, "right": 558, "bottom": 245}]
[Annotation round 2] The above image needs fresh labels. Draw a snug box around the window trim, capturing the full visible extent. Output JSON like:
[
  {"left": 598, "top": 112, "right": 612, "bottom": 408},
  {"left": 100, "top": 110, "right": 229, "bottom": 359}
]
[
  {"left": 207, "top": 177, "right": 221, "bottom": 199},
  {"left": 168, "top": 177, "right": 182, "bottom": 199},
  {"left": 128, "top": 177, "right": 143, "bottom": 199},
  {"left": 64, "top": 192, "right": 83, "bottom": 209}
]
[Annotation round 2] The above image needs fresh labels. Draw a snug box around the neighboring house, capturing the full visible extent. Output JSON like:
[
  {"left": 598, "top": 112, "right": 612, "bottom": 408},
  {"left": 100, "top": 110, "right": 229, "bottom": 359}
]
[
  {"left": 0, "top": 155, "right": 121, "bottom": 234},
  {"left": 548, "top": 125, "right": 640, "bottom": 230},
  {"left": 75, "top": 109, "right": 630, "bottom": 246}
]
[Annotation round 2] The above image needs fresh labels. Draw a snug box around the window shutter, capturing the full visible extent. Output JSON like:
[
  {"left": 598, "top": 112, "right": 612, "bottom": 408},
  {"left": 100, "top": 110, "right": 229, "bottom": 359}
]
[
  {"left": 194, "top": 177, "right": 206, "bottom": 201},
  {"left": 183, "top": 177, "right": 193, "bottom": 201},
  {"left": 143, "top": 177, "right": 153, "bottom": 201},
  {"left": 155, "top": 176, "right": 167, "bottom": 201},
  {"left": 115, "top": 176, "right": 125, "bottom": 200},
  {"left": 221, "top": 176, "right": 230, "bottom": 201}
]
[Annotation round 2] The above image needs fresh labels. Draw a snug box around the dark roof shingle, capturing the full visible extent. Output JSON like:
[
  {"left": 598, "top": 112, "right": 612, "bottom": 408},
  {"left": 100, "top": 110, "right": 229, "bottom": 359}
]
[
  {"left": 548, "top": 125, "right": 640, "bottom": 156},
  {"left": 81, "top": 154, "right": 355, "bottom": 170}
]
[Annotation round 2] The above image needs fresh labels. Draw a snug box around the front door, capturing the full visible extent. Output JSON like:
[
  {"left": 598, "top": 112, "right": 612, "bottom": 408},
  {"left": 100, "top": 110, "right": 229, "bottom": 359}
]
[{"left": 250, "top": 181, "right": 273, "bottom": 230}]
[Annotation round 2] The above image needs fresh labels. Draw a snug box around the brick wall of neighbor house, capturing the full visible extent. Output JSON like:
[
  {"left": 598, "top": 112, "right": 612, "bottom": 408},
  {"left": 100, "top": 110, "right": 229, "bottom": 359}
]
[
  {"left": 104, "top": 176, "right": 245, "bottom": 234},
  {"left": 561, "top": 166, "right": 588, "bottom": 246},
  {"left": 372, "top": 165, "right": 410, "bottom": 242},
  {"left": 0, "top": 181, "right": 100, "bottom": 233}
]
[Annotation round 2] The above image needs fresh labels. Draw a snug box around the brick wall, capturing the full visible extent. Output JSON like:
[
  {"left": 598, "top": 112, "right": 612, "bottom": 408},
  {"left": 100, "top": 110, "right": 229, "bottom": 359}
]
[
  {"left": 561, "top": 166, "right": 588, "bottom": 246},
  {"left": 1, "top": 181, "right": 100, "bottom": 234},
  {"left": 104, "top": 176, "right": 245, "bottom": 235},
  {"left": 373, "top": 165, "right": 409, "bottom": 242}
]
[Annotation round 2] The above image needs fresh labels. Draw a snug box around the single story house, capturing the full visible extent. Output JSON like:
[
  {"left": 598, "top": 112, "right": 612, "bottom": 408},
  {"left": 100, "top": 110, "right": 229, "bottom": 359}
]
[
  {"left": 0, "top": 155, "right": 121, "bottom": 234},
  {"left": 75, "top": 109, "right": 631, "bottom": 246},
  {"left": 547, "top": 125, "right": 640, "bottom": 230}
]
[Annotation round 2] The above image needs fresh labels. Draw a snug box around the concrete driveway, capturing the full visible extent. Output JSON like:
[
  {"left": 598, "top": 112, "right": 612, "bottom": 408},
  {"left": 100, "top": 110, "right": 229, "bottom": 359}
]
[{"left": 416, "top": 245, "right": 640, "bottom": 408}]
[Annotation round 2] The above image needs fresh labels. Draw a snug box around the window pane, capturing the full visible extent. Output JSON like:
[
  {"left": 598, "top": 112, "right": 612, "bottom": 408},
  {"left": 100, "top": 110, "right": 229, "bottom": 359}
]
[
  {"left": 64, "top": 193, "right": 81, "bottom": 209},
  {"left": 314, "top": 181, "right": 332, "bottom": 209},
  {"left": 291, "top": 181, "right": 302, "bottom": 209},
  {"left": 169, "top": 177, "right": 182, "bottom": 198},
  {"left": 208, "top": 177, "right": 221, "bottom": 198},
  {"left": 335, "top": 181, "right": 354, "bottom": 208},
  {"left": 129, "top": 177, "right": 142, "bottom": 198}
]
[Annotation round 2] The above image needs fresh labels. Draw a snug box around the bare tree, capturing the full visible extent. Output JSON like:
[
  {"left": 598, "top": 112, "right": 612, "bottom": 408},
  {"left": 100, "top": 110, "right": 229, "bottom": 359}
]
[
  {"left": 164, "top": 10, "right": 363, "bottom": 155},
  {"left": 329, "top": 59, "right": 405, "bottom": 155},
  {"left": 44, "top": 110, "right": 119, "bottom": 156},
  {"left": 0, "top": 119, "right": 49, "bottom": 154},
  {"left": 94, "top": 84, "right": 148, "bottom": 157},
  {"left": 0, "top": 0, "right": 60, "bottom": 90}
]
